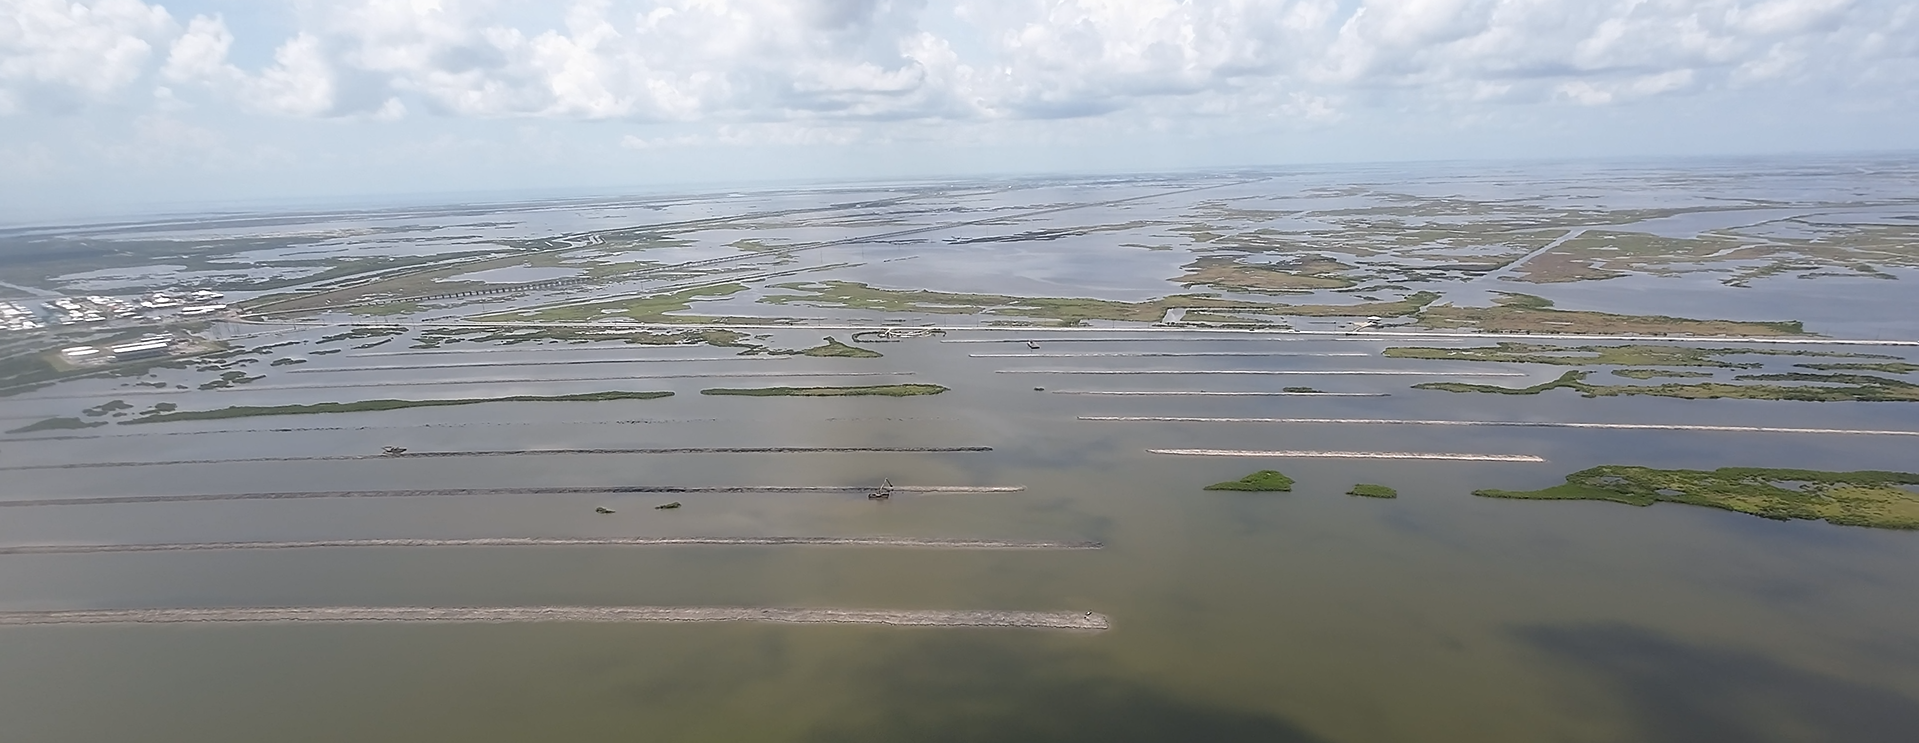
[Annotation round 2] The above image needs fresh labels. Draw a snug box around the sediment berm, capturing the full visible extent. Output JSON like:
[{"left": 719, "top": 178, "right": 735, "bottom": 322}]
[
  {"left": 0, "top": 537, "right": 1100, "bottom": 554},
  {"left": 0, "top": 485, "right": 1025, "bottom": 507},
  {"left": 0, "top": 447, "right": 994, "bottom": 472},
  {"left": 0, "top": 606, "right": 1111, "bottom": 630}
]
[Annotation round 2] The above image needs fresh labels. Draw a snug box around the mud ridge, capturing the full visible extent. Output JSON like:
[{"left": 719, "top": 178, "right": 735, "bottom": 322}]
[{"left": 0, "top": 606, "right": 1110, "bottom": 630}]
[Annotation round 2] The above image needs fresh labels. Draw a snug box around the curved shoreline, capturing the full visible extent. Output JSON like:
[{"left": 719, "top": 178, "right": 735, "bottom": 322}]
[
  {"left": 0, "top": 536, "right": 1102, "bottom": 555},
  {"left": 0, "top": 606, "right": 1111, "bottom": 630},
  {"left": 1150, "top": 449, "right": 1545, "bottom": 462},
  {"left": 1086, "top": 417, "right": 1919, "bottom": 437},
  {"left": 0, "top": 447, "right": 994, "bottom": 472},
  {"left": 0, "top": 485, "right": 1026, "bottom": 508}
]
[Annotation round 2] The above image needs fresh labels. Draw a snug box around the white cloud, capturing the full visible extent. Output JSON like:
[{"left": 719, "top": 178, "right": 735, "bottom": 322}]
[
  {"left": 160, "top": 13, "right": 236, "bottom": 85},
  {"left": 7, "top": 0, "right": 1919, "bottom": 125},
  {"left": 163, "top": 16, "right": 361, "bottom": 117},
  {"left": 248, "top": 33, "right": 339, "bottom": 116},
  {"left": 0, "top": 0, "right": 176, "bottom": 112}
]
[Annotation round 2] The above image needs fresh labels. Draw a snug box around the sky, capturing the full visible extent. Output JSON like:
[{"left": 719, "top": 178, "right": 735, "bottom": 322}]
[{"left": 2, "top": 0, "right": 1917, "bottom": 220}]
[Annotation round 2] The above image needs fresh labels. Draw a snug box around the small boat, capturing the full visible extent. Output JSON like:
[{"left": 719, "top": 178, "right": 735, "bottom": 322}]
[
  {"left": 381, "top": 446, "right": 407, "bottom": 456},
  {"left": 868, "top": 478, "right": 894, "bottom": 500},
  {"left": 594, "top": 506, "right": 615, "bottom": 514},
  {"left": 655, "top": 501, "right": 682, "bottom": 510},
  {"left": 1026, "top": 341, "right": 1040, "bottom": 350}
]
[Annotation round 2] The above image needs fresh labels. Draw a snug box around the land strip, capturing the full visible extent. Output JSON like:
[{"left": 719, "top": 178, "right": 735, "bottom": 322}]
[
  {"left": 289, "top": 357, "right": 784, "bottom": 372},
  {"left": 122, "top": 391, "right": 675, "bottom": 425},
  {"left": 239, "top": 320, "right": 1919, "bottom": 345},
  {"left": 0, "top": 536, "right": 1099, "bottom": 555},
  {"left": 1417, "top": 369, "right": 1919, "bottom": 402},
  {"left": 1, "top": 416, "right": 949, "bottom": 441},
  {"left": 1082, "top": 417, "right": 1919, "bottom": 437},
  {"left": 1151, "top": 449, "right": 1545, "bottom": 462},
  {"left": 970, "top": 352, "right": 1368, "bottom": 358},
  {"left": 757, "top": 280, "right": 1437, "bottom": 326},
  {"left": 701, "top": 384, "right": 947, "bottom": 397},
  {"left": 0, "top": 485, "right": 1026, "bottom": 508},
  {"left": 1052, "top": 391, "right": 1388, "bottom": 397},
  {"left": 1418, "top": 292, "right": 1808, "bottom": 336},
  {"left": 0, "top": 447, "right": 994, "bottom": 471},
  {"left": 14, "top": 372, "right": 912, "bottom": 402},
  {"left": 0, "top": 606, "right": 1110, "bottom": 630},
  {"left": 1476, "top": 465, "right": 1919, "bottom": 529},
  {"left": 1000, "top": 369, "right": 1522, "bottom": 376},
  {"left": 1382, "top": 342, "right": 1890, "bottom": 368}
]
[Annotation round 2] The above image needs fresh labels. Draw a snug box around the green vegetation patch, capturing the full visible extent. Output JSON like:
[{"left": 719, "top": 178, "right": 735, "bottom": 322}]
[
  {"left": 125, "top": 391, "right": 674, "bottom": 424},
  {"left": 1175, "top": 311, "right": 1279, "bottom": 326},
  {"left": 317, "top": 327, "right": 407, "bottom": 345},
  {"left": 0, "top": 350, "right": 59, "bottom": 389},
  {"left": 1348, "top": 483, "right": 1398, "bottom": 498},
  {"left": 1417, "top": 369, "right": 1919, "bottom": 402},
  {"left": 1611, "top": 369, "right": 1713, "bottom": 380},
  {"left": 470, "top": 284, "right": 750, "bottom": 324},
  {"left": 1798, "top": 362, "right": 1919, "bottom": 374},
  {"left": 797, "top": 337, "right": 881, "bottom": 358},
  {"left": 411, "top": 326, "right": 751, "bottom": 350},
  {"left": 762, "top": 280, "right": 1435, "bottom": 327},
  {"left": 1204, "top": 470, "right": 1295, "bottom": 492},
  {"left": 700, "top": 384, "right": 947, "bottom": 397},
  {"left": 199, "top": 371, "right": 264, "bottom": 390},
  {"left": 1416, "top": 293, "right": 1806, "bottom": 336},
  {"left": 5, "top": 417, "right": 107, "bottom": 434},
  {"left": 1177, "top": 256, "right": 1355, "bottom": 293},
  {"left": 1383, "top": 341, "right": 1881, "bottom": 368},
  {"left": 1476, "top": 465, "right": 1919, "bottom": 529},
  {"left": 82, "top": 399, "right": 134, "bottom": 416}
]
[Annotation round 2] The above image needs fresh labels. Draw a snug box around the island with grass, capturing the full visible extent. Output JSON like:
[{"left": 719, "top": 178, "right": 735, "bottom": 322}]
[
  {"left": 700, "top": 384, "right": 947, "bottom": 397},
  {"left": 123, "top": 391, "right": 675, "bottom": 424},
  {"left": 1476, "top": 465, "right": 1919, "bottom": 529},
  {"left": 1204, "top": 470, "right": 1295, "bottom": 491},
  {"left": 1416, "top": 369, "right": 1919, "bottom": 402},
  {"left": 5, "top": 417, "right": 108, "bottom": 435},
  {"left": 1382, "top": 341, "right": 1885, "bottom": 368},
  {"left": 1348, "top": 484, "right": 1398, "bottom": 498},
  {"left": 796, "top": 337, "right": 882, "bottom": 358}
]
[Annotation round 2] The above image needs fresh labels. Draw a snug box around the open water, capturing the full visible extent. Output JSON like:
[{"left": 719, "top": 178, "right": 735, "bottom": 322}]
[{"left": 4, "top": 159, "right": 1919, "bottom": 742}]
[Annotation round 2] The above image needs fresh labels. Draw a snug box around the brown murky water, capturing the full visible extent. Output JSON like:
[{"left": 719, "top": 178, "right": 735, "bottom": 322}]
[{"left": 5, "top": 330, "right": 1919, "bottom": 742}]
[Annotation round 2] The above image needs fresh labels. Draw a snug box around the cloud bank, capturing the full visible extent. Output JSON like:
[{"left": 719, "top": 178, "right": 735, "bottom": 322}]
[
  {"left": 6, "top": 0, "right": 1912, "bottom": 122},
  {"left": 2, "top": 1, "right": 1916, "bottom": 216}
]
